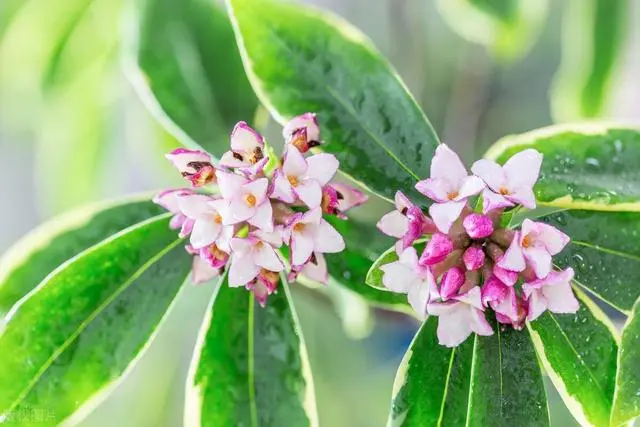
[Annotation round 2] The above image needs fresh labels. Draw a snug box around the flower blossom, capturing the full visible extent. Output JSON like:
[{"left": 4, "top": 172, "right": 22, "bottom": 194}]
[
  {"left": 376, "top": 144, "right": 578, "bottom": 347},
  {"left": 155, "top": 115, "right": 367, "bottom": 306}
]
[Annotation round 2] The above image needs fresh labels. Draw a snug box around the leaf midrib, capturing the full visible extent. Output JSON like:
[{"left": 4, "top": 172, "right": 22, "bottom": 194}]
[{"left": 6, "top": 233, "right": 184, "bottom": 414}]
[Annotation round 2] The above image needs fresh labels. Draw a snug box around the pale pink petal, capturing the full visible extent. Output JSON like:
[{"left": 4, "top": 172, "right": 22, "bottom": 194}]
[
  {"left": 301, "top": 206, "right": 323, "bottom": 226},
  {"left": 435, "top": 304, "right": 475, "bottom": 347},
  {"left": 524, "top": 246, "right": 552, "bottom": 279},
  {"left": 191, "top": 256, "right": 220, "bottom": 284},
  {"left": 455, "top": 176, "right": 485, "bottom": 200},
  {"left": 270, "top": 170, "right": 296, "bottom": 203},
  {"left": 314, "top": 219, "right": 345, "bottom": 253},
  {"left": 248, "top": 202, "right": 273, "bottom": 231},
  {"left": 507, "top": 186, "right": 536, "bottom": 209},
  {"left": 180, "top": 219, "right": 194, "bottom": 238},
  {"left": 469, "top": 308, "right": 494, "bottom": 337},
  {"left": 407, "top": 282, "right": 431, "bottom": 320},
  {"left": 254, "top": 244, "right": 285, "bottom": 272},
  {"left": 243, "top": 178, "right": 269, "bottom": 203},
  {"left": 305, "top": 153, "right": 339, "bottom": 186},
  {"left": 471, "top": 159, "right": 506, "bottom": 192},
  {"left": 296, "top": 180, "right": 323, "bottom": 208},
  {"left": 229, "top": 254, "right": 261, "bottom": 287},
  {"left": 154, "top": 188, "right": 193, "bottom": 213},
  {"left": 190, "top": 220, "right": 221, "bottom": 249},
  {"left": 300, "top": 253, "right": 328, "bottom": 284},
  {"left": 536, "top": 222, "right": 570, "bottom": 255},
  {"left": 544, "top": 282, "right": 579, "bottom": 314},
  {"left": 481, "top": 188, "right": 514, "bottom": 213},
  {"left": 227, "top": 197, "right": 254, "bottom": 224},
  {"left": 230, "top": 121, "right": 264, "bottom": 151},
  {"left": 491, "top": 286, "right": 518, "bottom": 322},
  {"left": 283, "top": 113, "right": 320, "bottom": 142},
  {"left": 503, "top": 149, "right": 542, "bottom": 189},
  {"left": 497, "top": 234, "right": 526, "bottom": 272},
  {"left": 380, "top": 261, "right": 417, "bottom": 293},
  {"left": 230, "top": 237, "right": 255, "bottom": 254},
  {"left": 170, "top": 213, "right": 187, "bottom": 230},
  {"left": 282, "top": 145, "right": 308, "bottom": 176},
  {"left": 493, "top": 264, "right": 519, "bottom": 287},
  {"left": 440, "top": 267, "right": 465, "bottom": 300},
  {"left": 330, "top": 183, "right": 368, "bottom": 213},
  {"left": 394, "top": 191, "right": 413, "bottom": 211},
  {"left": 415, "top": 177, "right": 451, "bottom": 203},
  {"left": 219, "top": 150, "right": 249, "bottom": 168},
  {"left": 431, "top": 144, "right": 469, "bottom": 188},
  {"left": 481, "top": 276, "right": 508, "bottom": 306},
  {"left": 429, "top": 201, "right": 466, "bottom": 234},
  {"left": 178, "top": 194, "right": 214, "bottom": 219},
  {"left": 253, "top": 227, "right": 283, "bottom": 248},
  {"left": 524, "top": 289, "right": 547, "bottom": 321},
  {"left": 216, "top": 225, "right": 235, "bottom": 253},
  {"left": 166, "top": 148, "right": 211, "bottom": 173},
  {"left": 291, "top": 233, "right": 315, "bottom": 267},
  {"left": 454, "top": 286, "right": 484, "bottom": 310},
  {"left": 216, "top": 170, "right": 248, "bottom": 200},
  {"left": 377, "top": 211, "right": 409, "bottom": 238}
]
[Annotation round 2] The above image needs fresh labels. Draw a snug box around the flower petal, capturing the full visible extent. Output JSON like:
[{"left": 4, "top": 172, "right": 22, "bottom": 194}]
[
  {"left": 230, "top": 121, "right": 264, "bottom": 151},
  {"left": 248, "top": 202, "right": 273, "bottom": 231},
  {"left": 394, "top": 191, "right": 413, "bottom": 211},
  {"left": 454, "top": 286, "right": 484, "bottom": 310},
  {"left": 469, "top": 307, "right": 494, "bottom": 337},
  {"left": 407, "top": 281, "right": 431, "bottom": 320},
  {"left": 254, "top": 244, "right": 285, "bottom": 272},
  {"left": 191, "top": 256, "right": 221, "bottom": 284},
  {"left": 481, "top": 188, "right": 514, "bottom": 213},
  {"left": 535, "top": 221, "right": 570, "bottom": 255},
  {"left": 305, "top": 153, "right": 339, "bottom": 186},
  {"left": 243, "top": 178, "right": 269, "bottom": 203},
  {"left": 377, "top": 210, "right": 409, "bottom": 238},
  {"left": 219, "top": 150, "right": 249, "bottom": 168},
  {"left": 291, "top": 231, "right": 315, "bottom": 267},
  {"left": 524, "top": 246, "right": 552, "bottom": 279},
  {"left": 227, "top": 197, "right": 255, "bottom": 224},
  {"left": 415, "top": 177, "right": 451, "bottom": 203},
  {"left": 455, "top": 175, "right": 485, "bottom": 200},
  {"left": 314, "top": 219, "right": 345, "bottom": 253},
  {"left": 216, "top": 170, "right": 248, "bottom": 200},
  {"left": 380, "top": 260, "right": 417, "bottom": 293},
  {"left": 270, "top": 169, "right": 296, "bottom": 203},
  {"left": 428, "top": 201, "right": 465, "bottom": 234},
  {"left": 154, "top": 188, "right": 193, "bottom": 213},
  {"left": 296, "top": 180, "right": 323, "bottom": 208},
  {"left": 507, "top": 186, "right": 536, "bottom": 209},
  {"left": 419, "top": 233, "right": 453, "bottom": 265},
  {"left": 440, "top": 267, "right": 465, "bottom": 300},
  {"left": 524, "top": 289, "right": 546, "bottom": 322},
  {"left": 434, "top": 304, "right": 474, "bottom": 347},
  {"left": 229, "top": 254, "right": 260, "bottom": 287},
  {"left": 503, "top": 148, "right": 542, "bottom": 189},
  {"left": 190, "top": 219, "right": 221, "bottom": 249},
  {"left": 166, "top": 148, "right": 212, "bottom": 173},
  {"left": 300, "top": 252, "right": 328, "bottom": 284},
  {"left": 329, "top": 183, "right": 368, "bottom": 214},
  {"left": 431, "top": 144, "right": 469, "bottom": 188},
  {"left": 178, "top": 194, "right": 214, "bottom": 219},
  {"left": 283, "top": 113, "right": 320, "bottom": 142},
  {"left": 282, "top": 145, "right": 308, "bottom": 176},
  {"left": 497, "top": 234, "right": 526, "bottom": 272},
  {"left": 471, "top": 158, "right": 506, "bottom": 192}
]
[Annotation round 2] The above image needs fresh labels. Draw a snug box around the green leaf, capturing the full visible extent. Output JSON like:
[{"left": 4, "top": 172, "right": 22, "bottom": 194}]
[
  {"left": 0, "top": 214, "right": 182, "bottom": 415},
  {"left": 3, "top": 244, "right": 191, "bottom": 426},
  {"left": 551, "top": 0, "right": 627, "bottom": 121},
  {"left": 366, "top": 245, "right": 400, "bottom": 291},
  {"left": 539, "top": 209, "right": 640, "bottom": 314},
  {"left": 465, "top": 317, "right": 549, "bottom": 426},
  {"left": 527, "top": 287, "right": 619, "bottom": 427},
  {"left": 486, "top": 124, "right": 640, "bottom": 208},
  {"left": 226, "top": 0, "right": 439, "bottom": 201},
  {"left": 388, "top": 317, "right": 474, "bottom": 426},
  {"left": 611, "top": 297, "right": 640, "bottom": 426},
  {"left": 0, "top": 196, "right": 164, "bottom": 317},
  {"left": 388, "top": 315, "right": 548, "bottom": 426},
  {"left": 436, "top": 0, "right": 548, "bottom": 61},
  {"left": 185, "top": 275, "right": 318, "bottom": 427},
  {"left": 127, "top": 0, "right": 258, "bottom": 153}
]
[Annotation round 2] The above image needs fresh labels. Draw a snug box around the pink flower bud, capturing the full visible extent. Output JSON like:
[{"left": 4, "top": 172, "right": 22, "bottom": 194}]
[
  {"left": 440, "top": 267, "right": 465, "bottom": 300},
  {"left": 493, "top": 264, "right": 519, "bottom": 287},
  {"left": 463, "top": 246, "right": 485, "bottom": 271},
  {"left": 481, "top": 276, "right": 508, "bottom": 306},
  {"left": 463, "top": 213, "right": 494, "bottom": 239},
  {"left": 419, "top": 233, "right": 454, "bottom": 265}
]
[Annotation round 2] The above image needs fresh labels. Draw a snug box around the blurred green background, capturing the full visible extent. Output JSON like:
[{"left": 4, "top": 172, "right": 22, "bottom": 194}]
[{"left": 1, "top": 0, "right": 639, "bottom": 426}]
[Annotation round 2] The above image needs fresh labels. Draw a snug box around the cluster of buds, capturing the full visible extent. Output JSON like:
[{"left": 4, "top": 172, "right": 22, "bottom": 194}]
[
  {"left": 154, "top": 113, "right": 367, "bottom": 306},
  {"left": 377, "top": 145, "right": 578, "bottom": 347}
]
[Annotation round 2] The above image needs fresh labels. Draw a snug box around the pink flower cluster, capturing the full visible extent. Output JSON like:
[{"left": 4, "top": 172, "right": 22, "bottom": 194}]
[
  {"left": 377, "top": 145, "right": 578, "bottom": 347},
  {"left": 154, "top": 114, "right": 367, "bottom": 306}
]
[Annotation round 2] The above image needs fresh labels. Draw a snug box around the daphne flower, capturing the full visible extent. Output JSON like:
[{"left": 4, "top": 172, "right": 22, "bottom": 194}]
[
  {"left": 498, "top": 219, "right": 570, "bottom": 279},
  {"left": 271, "top": 146, "right": 339, "bottom": 208},
  {"left": 380, "top": 247, "right": 438, "bottom": 319},
  {"left": 216, "top": 171, "right": 273, "bottom": 231},
  {"left": 415, "top": 145, "right": 485, "bottom": 233},
  {"left": 419, "top": 233, "right": 453, "bottom": 265},
  {"left": 321, "top": 182, "right": 368, "bottom": 218},
  {"left": 283, "top": 113, "right": 321, "bottom": 153},
  {"left": 166, "top": 148, "right": 216, "bottom": 187},
  {"left": 177, "top": 194, "right": 233, "bottom": 250},
  {"left": 481, "top": 276, "right": 519, "bottom": 324},
  {"left": 198, "top": 243, "right": 230, "bottom": 269},
  {"left": 219, "top": 121, "right": 267, "bottom": 175},
  {"left": 228, "top": 233, "right": 285, "bottom": 287},
  {"left": 285, "top": 207, "right": 345, "bottom": 267},
  {"left": 439, "top": 267, "right": 465, "bottom": 300},
  {"left": 462, "top": 213, "right": 494, "bottom": 239},
  {"left": 523, "top": 268, "right": 578, "bottom": 321},
  {"left": 248, "top": 269, "right": 281, "bottom": 307},
  {"left": 471, "top": 149, "right": 542, "bottom": 212},
  {"left": 153, "top": 188, "right": 194, "bottom": 230},
  {"left": 377, "top": 191, "right": 435, "bottom": 253},
  {"left": 191, "top": 255, "right": 222, "bottom": 284},
  {"left": 463, "top": 246, "right": 485, "bottom": 271},
  {"left": 427, "top": 286, "right": 493, "bottom": 347},
  {"left": 290, "top": 252, "right": 328, "bottom": 284}
]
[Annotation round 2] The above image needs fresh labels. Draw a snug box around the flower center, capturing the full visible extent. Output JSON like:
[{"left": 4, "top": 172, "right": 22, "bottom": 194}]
[
  {"left": 288, "top": 175, "right": 300, "bottom": 187},
  {"left": 499, "top": 187, "right": 510, "bottom": 195},
  {"left": 248, "top": 147, "right": 264, "bottom": 164},
  {"left": 255, "top": 241, "right": 264, "bottom": 249},
  {"left": 209, "top": 244, "right": 226, "bottom": 260},
  {"left": 447, "top": 191, "right": 459, "bottom": 200},
  {"left": 245, "top": 193, "right": 257, "bottom": 207},
  {"left": 521, "top": 234, "right": 532, "bottom": 248},
  {"left": 214, "top": 214, "right": 223, "bottom": 224},
  {"left": 293, "top": 223, "right": 305, "bottom": 233}
]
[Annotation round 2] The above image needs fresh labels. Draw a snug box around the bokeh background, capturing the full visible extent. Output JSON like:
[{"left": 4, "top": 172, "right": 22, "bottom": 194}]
[{"left": 1, "top": 0, "right": 639, "bottom": 426}]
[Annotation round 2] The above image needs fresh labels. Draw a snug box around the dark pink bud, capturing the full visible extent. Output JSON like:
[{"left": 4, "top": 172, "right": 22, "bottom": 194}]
[
  {"left": 420, "top": 233, "right": 454, "bottom": 265},
  {"left": 463, "top": 213, "right": 494, "bottom": 239},
  {"left": 440, "top": 267, "right": 465, "bottom": 300},
  {"left": 481, "top": 276, "right": 508, "bottom": 306},
  {"left": 493, "top": 264, "right": 519, "bottom": 287},
  {"left": 463, "top": 246, "right": 485, "bottom": 271}
]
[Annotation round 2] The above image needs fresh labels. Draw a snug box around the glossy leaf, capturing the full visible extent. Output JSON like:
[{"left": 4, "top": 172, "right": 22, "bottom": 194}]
[
  {"left": 436, "top": 0, "right": 548, "bottom": 61},
  {"left": 465, "top": 317, "right": 549, "bottom": 426},
  {"left": 2, "top": 244, "right": 191, "bottom": 426},
  {"left": 227, "top": 0, "right": 439, "bottom": 201},
  {"left": 127, "top": 0, "right": 257, "bottom": 153},
  {"left": 0, "top": 196, "right": 164, "bottom": 317},
  {"left": 388, "top": 317, "right": 474, "bottom": 426},
  {"left": 611, "top": 297, "right": 640, "bottom": 426},
  {"left": 0, "top": 214, "right": 181, "bottom": 415},
  {"left": 551, "top": 0, "right": 627, "bottom": 121},
  {"left": 486, "top": 124, "right": 640, "bottom": 208},
  {"left": 527, "top": 287, "right": 619, "bottom": 427},
  {"left": 539, "top": 209, "right": 640, "bottom": 314},
  {"left": 185, "top": 275, "right": 318, "bottom": 427}
]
